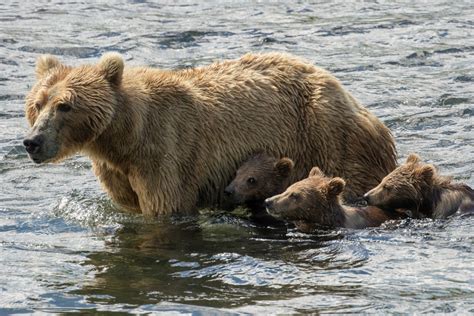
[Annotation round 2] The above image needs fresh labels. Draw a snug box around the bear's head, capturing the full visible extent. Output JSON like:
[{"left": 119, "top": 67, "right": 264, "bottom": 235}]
[
  {"left": 224, "top": 153, "right": 294, "bottom": 206},
  {"left": 363, "top": 153, "right": 436, "bottom": 213},
  {"left": 265, "top": 167, "right": 345, "bottom": 224},
  {"left": 23, "top": 53, "right": 123, "bottom": 163}
]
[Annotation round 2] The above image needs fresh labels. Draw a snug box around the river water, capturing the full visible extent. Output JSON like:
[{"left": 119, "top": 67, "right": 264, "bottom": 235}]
[{"left": 1, "top": 1, "right": 473, "bottom": 314}]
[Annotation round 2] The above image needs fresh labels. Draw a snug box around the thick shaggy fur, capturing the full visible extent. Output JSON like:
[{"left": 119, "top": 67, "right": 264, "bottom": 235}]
[
  {"left": 364, "top": 153, "right": 474, "bottom": 219},
  {"left": 24, "top": 52, "right": 396, "bottom": 216},
  {"left": 265, "top": 167, "right": 405, "bottom": 231}
]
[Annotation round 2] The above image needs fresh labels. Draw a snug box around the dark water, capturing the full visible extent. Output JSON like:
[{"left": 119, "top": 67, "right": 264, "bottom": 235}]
[{"left": 1, "top": 1, "right": 473, "bottom": 314}]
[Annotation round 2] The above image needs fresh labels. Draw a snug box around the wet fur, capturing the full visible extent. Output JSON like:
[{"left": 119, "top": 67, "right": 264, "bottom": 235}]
[
  {"left": 224, "top": 153, "right": 295, "bottom": 226},
  {"left": 365, "top": 153, "right": 474, "bottom": 219},
  {"left": 266, "top": 168, "right": 405, "bottom": 232},
  {"left": 25, "top": 53, "right": 397, "bottom": 216},
  {"left": 423, "top": 181, "right": 474, "bottom": 218}
]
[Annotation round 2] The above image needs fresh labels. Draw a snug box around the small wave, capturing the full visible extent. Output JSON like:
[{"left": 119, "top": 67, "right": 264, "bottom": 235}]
[
  {"left": 173, "top": 252, "right": 302, "bottom": 287},
  {"left": 2, "top": 145, "right": 28, "bottom": 160},
  {"left": 0, "top": 57, "right": 18, "bottom": 66},
  {"left": 52, "top": 191, "right": 144, "bottom": 231},
  {"left": 317, "top": 25, "right": 368, "bottom": 37},
  {"left": 0, "top": 94, "right": 23, "bottom": 101},
  {"left": 253, "top": 37, "right": 297, "bottom": 47},
  {"left": 18, "top": 46, "right": 100, "bottom": 58},
  {"left": 298, "top": 239, "right": 369, "bottom": 269},
  {"left": 435, "top": 94, "right": 470, "bottom": 107},
  {"left": 453, "top": 75, "right": 473, "bottom": 82},
  {"left": 153, "top": 30, "right": 235, "bottom": 49}
]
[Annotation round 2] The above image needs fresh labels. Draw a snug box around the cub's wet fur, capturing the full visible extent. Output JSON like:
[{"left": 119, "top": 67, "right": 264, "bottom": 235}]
[
  {"left": 265, "top": 167, "right": 405, "bottom": 232},
  {"left": 225, "top": 153, "right": 294, "bottom": 225},
  {"left": 364, "top": 153, "right": 474, "bottom": 218}
]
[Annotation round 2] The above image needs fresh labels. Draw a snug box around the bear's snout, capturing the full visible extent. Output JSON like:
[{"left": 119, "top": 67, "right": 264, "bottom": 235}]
[
  {"left": 363, "top": 191, "right": 373, "bottom": 204},
  {"left": 224, "top": 186, "right": 234, "bottom": 196},
  {"left": 23, "top": 134, "right": 44, "bottom": 155},
  {"left": 264, "top": 198, "right": 273, "bottom": 210},
  {"left": 363, "top": 189, "right": 378, "bottom": 205}
]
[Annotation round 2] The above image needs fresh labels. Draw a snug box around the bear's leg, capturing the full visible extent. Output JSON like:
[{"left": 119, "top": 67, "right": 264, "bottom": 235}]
[
  {"left": 92, "top": 161, "right": 141, "bottom": 213},
  {"left": 127, "top": 169, "right": 183, "bottom": 217},
  {"left": 127, "top": 164, "right": 200, "bottom": 217}
]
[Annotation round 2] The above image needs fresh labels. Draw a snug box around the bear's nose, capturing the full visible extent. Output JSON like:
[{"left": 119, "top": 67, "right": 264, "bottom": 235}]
[
  {"left": 363, "top": 192, "right": 370, "bottom": 202},
  {"left": 264, "top": 198, "right": 273, "bottom": 209},
  {"left": 224, "top": 187, "right": 233, "bottom": 196},
  {"left": 23, "top": 135, "right": 44, "bottom": 154}
]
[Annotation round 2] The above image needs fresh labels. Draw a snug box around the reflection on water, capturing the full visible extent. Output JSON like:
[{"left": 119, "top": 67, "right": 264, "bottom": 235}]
[{"left": 0, "top": 0, "right": 473, "bottom": 313}]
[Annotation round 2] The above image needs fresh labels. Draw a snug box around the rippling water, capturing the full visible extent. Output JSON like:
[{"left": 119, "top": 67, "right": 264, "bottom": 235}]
[{"left": 1, "top": 1, "right": 473, "bottom": 314}]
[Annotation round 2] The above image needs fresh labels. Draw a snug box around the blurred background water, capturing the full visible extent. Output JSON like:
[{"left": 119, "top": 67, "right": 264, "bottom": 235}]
[{"left": 0, "top": 1, "right": 473, "bottom": 314}]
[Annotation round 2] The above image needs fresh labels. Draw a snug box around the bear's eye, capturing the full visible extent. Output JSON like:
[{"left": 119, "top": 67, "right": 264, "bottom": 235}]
[
  {"left": 289, "top": 193, "right": 299, "bottom": 200},
  {"left": 247, "top": 177, "right": 256, "bottom": 184},
  {"left": 57, "top": 102, "right": 72, "bottom": 112}
]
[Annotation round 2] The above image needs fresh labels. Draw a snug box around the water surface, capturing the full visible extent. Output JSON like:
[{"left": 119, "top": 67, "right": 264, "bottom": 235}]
[{"left": 0, "top": 1, "right": 473, "bottom": 314}]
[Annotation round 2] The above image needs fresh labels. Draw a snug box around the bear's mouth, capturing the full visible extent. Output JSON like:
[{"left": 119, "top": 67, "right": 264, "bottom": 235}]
[
  {"left": 266, "top": 206, "right": 282, "bottom": 219},
  {"left": 28, "top": 153, "right": 44, "bottom": 164},
  {"left": 28, "top": 153, "right": 52, "bottom": 164}
]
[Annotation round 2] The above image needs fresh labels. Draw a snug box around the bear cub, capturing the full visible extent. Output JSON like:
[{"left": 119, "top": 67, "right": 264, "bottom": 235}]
[
  {"left": 364, "top": 153, "right": 474, "bottom": 219},
  {"left": 225, "top": 153, "right": 294, "bottom": 225},
  {"left": 265, "top": 167, "right": 405, "bottom": 232}
]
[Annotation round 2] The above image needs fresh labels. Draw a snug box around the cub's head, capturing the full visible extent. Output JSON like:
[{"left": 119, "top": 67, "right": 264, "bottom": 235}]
[
  {"left": 265, "top": 167, "right": 345, "bottom": 223},
  {"left": 224, "top": 153, "right": 294, "bottom": 205},
  {"left": 23, "top": 53, "right": 124, "bottom": 163},
  {"left": 363, "top": 153, "right": 435, "bottom": 211}
]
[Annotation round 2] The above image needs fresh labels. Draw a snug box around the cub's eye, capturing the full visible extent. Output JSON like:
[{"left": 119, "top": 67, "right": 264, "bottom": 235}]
[
  {"left": 289, "top": 193, "right": 299, "bottom": 200},
  {"left": 247, "top": 177, "right": 256, "bottom": 184},
  {"left": 57, "top": 102, "right": 72, "bottom": 112}
]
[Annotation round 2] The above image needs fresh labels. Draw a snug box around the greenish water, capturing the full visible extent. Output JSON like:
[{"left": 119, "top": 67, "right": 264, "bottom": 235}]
[{"left": 0, "top": 1, "right": 473, "bottom": 314}]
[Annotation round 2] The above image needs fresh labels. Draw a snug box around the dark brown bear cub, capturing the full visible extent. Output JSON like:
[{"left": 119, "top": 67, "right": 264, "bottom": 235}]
[
  {"left": 225, "top": 153, "right": 294, "bottom": 225},
  {"left": 364, "top": 153, "right": 474, "bottom": 219},
  {"left": 265, "top": 167, "right": 404, "bottom": 232}
]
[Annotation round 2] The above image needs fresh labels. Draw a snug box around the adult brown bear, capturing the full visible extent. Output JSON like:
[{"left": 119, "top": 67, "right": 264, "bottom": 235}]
[{"left": 23, "top": 52, "right": 396, "bottom": 216}]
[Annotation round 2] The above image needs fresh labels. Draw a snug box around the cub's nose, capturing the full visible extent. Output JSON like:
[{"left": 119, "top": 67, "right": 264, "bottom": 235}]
[
  {"left": 264, "top": 198, "right": 273, "bottom": 209},
  {"left": 363, "top": 192, "right": 370, "bottom": 202},
  {"left": 224, "top": 187, "right": 233, "bottom": 196},
  {"left": 23, "top": 135, "right": 44, "bottom": 154}
]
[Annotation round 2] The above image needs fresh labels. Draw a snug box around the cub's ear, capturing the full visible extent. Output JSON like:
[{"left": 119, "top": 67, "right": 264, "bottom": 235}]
[
  {"left": 415, "top": 164, "right": 435, "bottom": 182},
  {"left": 326, "top": 177, "right": 345, "bottom": 198},
  {"left": 98, "top": 52, "right": 124, "bottom": 85},
  {"left": 36, "top": 55, "right": 62, "bottom": 79},
  {"left": 309, "top": 167, "right": 324, "bottom": 177},
  {"left": 406, "top": 153, "right": 421, "bottom": 164},
  {"left": 274, "top": 157, "right": 294, "bottom": 178}
]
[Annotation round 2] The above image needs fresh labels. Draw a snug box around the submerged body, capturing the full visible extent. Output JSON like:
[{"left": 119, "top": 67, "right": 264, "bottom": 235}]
[
  {"left": 24, "top": 52, "right": 396, "bottom": 216},
  {"left": 266, "top": 167, "right": 405, "bottom": 232}
]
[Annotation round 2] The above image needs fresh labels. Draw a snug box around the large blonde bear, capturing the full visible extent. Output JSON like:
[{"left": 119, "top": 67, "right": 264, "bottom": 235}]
[{"left": 24, "top": 52, "right": 396, "bottom": 216}]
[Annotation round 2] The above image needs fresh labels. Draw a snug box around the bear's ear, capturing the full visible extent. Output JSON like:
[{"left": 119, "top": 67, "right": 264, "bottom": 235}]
[
  {"left": 309, "top": 167, "right": 324, "bottom": 177},
  {"left": 98, "top": 52, "right": 124, "bottom": 85},
  {"left": 325, "top": 177, "right": 345, "bottom": 198},
  {"left": 36, "top": 55, "right": 62, "bottom": 79},
  {"left": 406, "top": 153, "right": 421, "bottom": 164},
  {"left": 415, "top": 164, "right": 435, "bottom": 182},
  {"left": 274, "top": 157, "right": 294, "bottom": 178}
]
